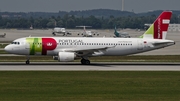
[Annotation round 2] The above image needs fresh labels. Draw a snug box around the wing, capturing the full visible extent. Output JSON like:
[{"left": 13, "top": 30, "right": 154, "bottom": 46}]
[{"left": 61, "top": 45, "right": 116, "bottom": 56}]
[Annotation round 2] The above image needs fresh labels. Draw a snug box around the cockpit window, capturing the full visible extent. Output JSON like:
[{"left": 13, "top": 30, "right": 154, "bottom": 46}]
[{"left": 11, "top": 42, "right": 20, "bottom": 45}]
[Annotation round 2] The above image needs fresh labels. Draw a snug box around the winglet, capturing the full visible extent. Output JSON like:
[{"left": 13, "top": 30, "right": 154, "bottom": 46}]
[{"left": 141, "top": 11, "right": 172, "bottom": 39}]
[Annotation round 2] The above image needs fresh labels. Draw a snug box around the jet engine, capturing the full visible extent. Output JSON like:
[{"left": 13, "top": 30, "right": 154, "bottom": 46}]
[{"left": 53, "top": 52, "right": 75, "bottom": 62}]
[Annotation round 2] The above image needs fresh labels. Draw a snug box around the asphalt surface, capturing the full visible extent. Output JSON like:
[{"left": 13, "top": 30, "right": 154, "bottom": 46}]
[{"left": 0, "top": 62, "right": 180, "bottom": 71}]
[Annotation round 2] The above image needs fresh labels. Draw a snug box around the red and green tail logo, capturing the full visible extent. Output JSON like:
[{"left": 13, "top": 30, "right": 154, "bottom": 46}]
[{"left": 142, "top": 11, "right": 172, "bottom": 39}]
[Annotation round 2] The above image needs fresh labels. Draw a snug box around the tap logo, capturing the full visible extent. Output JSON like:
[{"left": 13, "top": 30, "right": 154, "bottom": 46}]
[
  {"left": 42, "top": 38, "right": 57, "bottom": 55},
  {"left": 47, "top": 43, "right": 52, "bottom": 46},
  {"left": 158, "top": 18, "right": 161, "bottom": 39},
  {"left": 153, "top": 11, "right": 172, "bottom": 39}
]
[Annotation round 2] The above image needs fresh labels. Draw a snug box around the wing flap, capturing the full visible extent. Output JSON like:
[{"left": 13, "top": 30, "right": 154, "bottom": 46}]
[{"left": 63, "top": 46, "right": 116, "bottom": 56}]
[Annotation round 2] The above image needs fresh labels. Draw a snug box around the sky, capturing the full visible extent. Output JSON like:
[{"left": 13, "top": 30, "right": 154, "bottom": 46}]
[{"left": 0, "top": 0, "right": 180, "bottom": 13}]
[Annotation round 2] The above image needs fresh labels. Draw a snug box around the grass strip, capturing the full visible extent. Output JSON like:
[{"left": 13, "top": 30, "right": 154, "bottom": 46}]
[
  {"left": 0, "top": 50, "right": 8, "bottom": 54},
  {"left": 0, "top": 71, "right": 180, "bottom": 101},
  {"left": 0, "top": 44, "right": 8, "bottom": 48}
]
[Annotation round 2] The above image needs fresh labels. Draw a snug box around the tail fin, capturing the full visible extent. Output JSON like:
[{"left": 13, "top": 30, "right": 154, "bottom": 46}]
[
  {"left": 141, "top": 11, "right": 172, "bottom": 39},
  {"left": 83, "top": 26, "right": 86, "bottom": 32},
  {"left": 114, "top": 26, "right": 120, "bottom": 37}
]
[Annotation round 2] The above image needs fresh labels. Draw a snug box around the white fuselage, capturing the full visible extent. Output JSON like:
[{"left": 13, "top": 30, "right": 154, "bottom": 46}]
[{"left": 5, "top": 37, "right": 175, "bottom": 57}]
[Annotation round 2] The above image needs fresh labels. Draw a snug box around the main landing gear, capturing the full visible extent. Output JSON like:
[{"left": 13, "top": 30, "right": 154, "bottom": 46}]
[
  {"left": 26, "top": 56, "right": 30, "bottom": 64},
  {"left": 52, "top": 32, "right": 56, "bottom": 36},
  {"left": 81, "top": 58, "right": 90, "bottom": 65}
]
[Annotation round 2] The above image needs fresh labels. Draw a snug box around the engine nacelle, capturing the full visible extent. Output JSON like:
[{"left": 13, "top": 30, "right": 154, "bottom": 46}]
[{"left": 57, "top": 52, "right": 75, "bottom": 62}]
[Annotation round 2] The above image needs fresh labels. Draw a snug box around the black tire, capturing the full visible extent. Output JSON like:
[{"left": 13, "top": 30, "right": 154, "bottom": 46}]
[
  {"left": 26, "top": 60, "right": 30, "bottom": 64},
  {"left": 81, "top": 59, "right": 90, "bottom": 65},
  {"left": 52, "top": 32, "right": 56, "bottom": 36},
  {"left": 81, "top": 59, "right": 86, "bottom": 65},
  {"left": 85, "top": 60, "right": 90, "bottom": 65}
]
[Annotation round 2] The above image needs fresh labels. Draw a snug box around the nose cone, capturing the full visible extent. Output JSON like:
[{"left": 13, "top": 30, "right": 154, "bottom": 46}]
[{"left": 4, "top": 45, "right": 12, "bottom": 53}]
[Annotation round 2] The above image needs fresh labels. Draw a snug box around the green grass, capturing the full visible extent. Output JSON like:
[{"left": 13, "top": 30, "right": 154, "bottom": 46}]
[
  {"left": 0, "top": 55, "right": 180, "bottom": 62},
  {"left": 0, "top": 71, "right": 180, "bottom": 101},
  {"left": 0, "top": 50, "right": 8, "bottom": 54},
  {"left": 0, "top": 43, "right": 8, "bottom": 48}
]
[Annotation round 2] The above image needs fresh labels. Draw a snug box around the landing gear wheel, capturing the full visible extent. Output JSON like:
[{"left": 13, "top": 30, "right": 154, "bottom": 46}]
[
  {"left": 26, "top": 60, "right": 30, "bottom": 64},
  {"left": 85, "top": 60, "right": 90, "bottom": 65},
  {"left": 52, "top": 32, "right": 56, "bottom": 36},
  {"left": 81, "top": 59, "right": 86, "bottom": 64},
  {"left": 81, "top": 59, "right": 90, "bottom": 65}
]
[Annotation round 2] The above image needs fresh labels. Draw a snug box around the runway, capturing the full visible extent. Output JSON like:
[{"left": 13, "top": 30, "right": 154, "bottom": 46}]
[{"left": 0, "top": 62, "right": 180, "bottom": 71}]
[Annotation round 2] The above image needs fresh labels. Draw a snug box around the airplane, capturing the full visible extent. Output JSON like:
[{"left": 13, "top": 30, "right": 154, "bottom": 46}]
[
  {"left": 76, "top": 26, "right": 99, "bottom": 37},
  {"left": 4, "top": 11, "right": 175, "bottom": 65},
  {"left": 52, "top": 27, "right": 71, "bottom": 36},
  {"left": 114, "top": 26, "right": 130, "bottom": 38},
  {"left": 0, "top": 33, "right": 6, "bottom": 38}
]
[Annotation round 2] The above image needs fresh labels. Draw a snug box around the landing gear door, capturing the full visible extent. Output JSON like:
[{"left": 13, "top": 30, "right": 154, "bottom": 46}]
[{"left": 137, "top": 40, "right": 143, "bottom": 50}]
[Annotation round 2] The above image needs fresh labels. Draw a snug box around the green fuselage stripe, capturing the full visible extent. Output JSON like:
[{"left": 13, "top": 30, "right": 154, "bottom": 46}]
[{"left": 26, "top": 38, "right": 42, "bottom": 55}]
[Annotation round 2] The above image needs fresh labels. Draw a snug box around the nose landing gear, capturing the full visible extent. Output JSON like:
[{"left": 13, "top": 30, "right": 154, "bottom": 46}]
[
  {"left": 26, "top": 60, "right": 30, "bottom": 64},
  {"left": 26, "top": 56, "right": 30, "bottom": 64}
]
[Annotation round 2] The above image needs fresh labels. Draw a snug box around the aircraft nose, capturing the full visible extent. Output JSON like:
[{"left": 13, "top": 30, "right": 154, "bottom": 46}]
[{"left": 4, "top": 45, "right": 12, "bottom": 53}]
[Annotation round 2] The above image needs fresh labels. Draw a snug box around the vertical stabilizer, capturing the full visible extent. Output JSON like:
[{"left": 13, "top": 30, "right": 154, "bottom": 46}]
[
  {"left": 142, "top": 11, "right": 172, "bottom": 39},
  {"left": 114, "top": 26, "right": 120, "bottom": 37}
]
